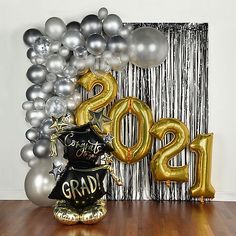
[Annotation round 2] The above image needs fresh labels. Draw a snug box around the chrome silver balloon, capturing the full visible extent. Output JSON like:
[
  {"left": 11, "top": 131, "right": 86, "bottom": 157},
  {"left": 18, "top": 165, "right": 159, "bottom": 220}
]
[
  {"left": 70, "top": 56, "right": 86, "bottom": 70},
  {"left": 66, "top": 21, "right": 80, "bottom": 31},
  {"left": 46, "top": 73, "right": 57, "bottom": 82},
  {"left": 54, "top": 78, "right": 75, "bottom": 97},
  {"left": 103, "top": 14, "right": 122, "bottom": 37},
  {"left": 119, "top": 27, "right": 130, "bottom": 39},
  {"left": 20, "top": 143, "right": 37, "bottom": 162},
  {"left": 27, "top": 48, "right": 37, "bottom": 60},
  {"left": 63, "top": 65, "right": 77, "bottom": 78},
  {"left": 25, "top": 128, "right": 40, "bottom": 142},
  {"left": 85, "top": 54, "right": 95, "bottom": 67},
  {"left": 45, "top": 17, "right": 66, "bottom": 40},
  {"left": 46, "top": 54, "right": 66, "bottom": 74},
  {"left": 108, "top": 35, "right": 127, "bottom": 54},
  {"left": 108, "top": 55, "right": 124, "bottom": 71},
  {"left": 33, "top": 138, "right": 51, "bottom": 158},
  {"left": 33, "top": 98, "right": 45, "bottom": 110},
  {"left": 59, "top": 46, "right": 70, "bottom": 57},
  {"left": 90, "top": 56, "right": 110, "bottom": 75},
  {"left": 80, "top": 14, "right": 102, "bottom": 38},
  {"left": 26, "top": 65, "right": 47, "bottom": 84},
  {"left": 23, "top": 28, "right": 42, "bottom": 47},
  {"left": 42, "top": 81, "right": 54, "bottom": 93},
  {"left": 72, "top": 90, "right": 82, "bottom": 105},
  {"left": 45, "top": 96, "right": 67, "bottom": 118},
  {"left": 86, "top": 34, "right": 106, "bottom": 56},
  {"left": 33, "top": 36, "right": 51, "bottom": 57},
  {"left": 98, "top": 7, "right": 108, "bottom": 20},
  {"left": 62, "top": 30, "right": 85, "bottom": 50},
  {"left": 128, "top": 27, "right": 168, "bottom": 68},
  {"left": 26, "top": 85, "right": 51, "bottom": 101},
  {"left": 22, "top": 101, "right": 34, "bottom": 111},
  {"left": 50, "top": 41, "right": 61, "bottom": 53},
  {"left": 66, "top": 97, "right": 77, "bottom": 110},
  {"left": 39, "top": 118, "right": 55, "bottom": 138},
  {"left": 26, "top": 110, "right": 47, "bottom": 125},
  {"left": 73, "top": 46, "right": 88, "bottom": 58},
  {"left": 35, "top": 56, "right": 46, "bottom": 65}
]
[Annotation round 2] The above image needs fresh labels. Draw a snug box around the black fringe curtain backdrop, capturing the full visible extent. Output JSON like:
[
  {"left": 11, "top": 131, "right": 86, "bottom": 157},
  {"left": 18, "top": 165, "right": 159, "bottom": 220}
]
[{"left": 78, "top": 23, "right": 208, "bottom": 201}]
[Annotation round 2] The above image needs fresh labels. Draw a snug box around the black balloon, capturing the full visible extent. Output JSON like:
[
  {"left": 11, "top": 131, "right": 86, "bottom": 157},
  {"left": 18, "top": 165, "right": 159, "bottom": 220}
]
[
  {"left": 23, "top": 28, "right": 42, "bottom": 47},
  {"left": 66, "top": 21, "right": 81, "bottom": 31}
]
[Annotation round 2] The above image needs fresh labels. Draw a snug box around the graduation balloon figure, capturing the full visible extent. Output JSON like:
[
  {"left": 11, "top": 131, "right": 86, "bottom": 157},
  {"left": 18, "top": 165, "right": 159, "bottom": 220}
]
[{"left": 48, "top": 110, "right": 122, "bottom": 225}]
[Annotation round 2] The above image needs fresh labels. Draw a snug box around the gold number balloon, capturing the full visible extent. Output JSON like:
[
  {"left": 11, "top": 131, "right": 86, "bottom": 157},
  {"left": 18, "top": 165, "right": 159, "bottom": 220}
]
[
  {"left": 109, "top": 97, "right": 153, "bottom": 164},
  {"left": 150, "top": 118, "right": 190, "bottom": 183},
  {"left": 75, "top": 72, "right": 118, "bottom": 130},
  {"left": 190, "top": 133, "right": 215, "bottom": 199}
]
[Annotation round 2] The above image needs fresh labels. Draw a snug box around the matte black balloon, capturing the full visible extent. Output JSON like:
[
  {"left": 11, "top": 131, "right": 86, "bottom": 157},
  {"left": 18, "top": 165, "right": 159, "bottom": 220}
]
[
  {"left": 23, "top": 28, "right": 42, "bottom": 47},
  {"left": 66, "top": 21, "right": 81, "bottom": 31}
]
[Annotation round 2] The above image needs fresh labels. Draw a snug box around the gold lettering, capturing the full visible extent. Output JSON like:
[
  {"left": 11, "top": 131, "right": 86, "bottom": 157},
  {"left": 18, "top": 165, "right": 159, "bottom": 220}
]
[
  {"left": 87, "top": 175, "right": 97, "bottom": 193},
  {"left": 80, "top": 177, "right": 91, "bottom": 195},
  {"left": 62, "top": 182, "right": 71, "bottom": 199},
  {"left": 70, "top": 180, "right": 82, "bottom": 199}
]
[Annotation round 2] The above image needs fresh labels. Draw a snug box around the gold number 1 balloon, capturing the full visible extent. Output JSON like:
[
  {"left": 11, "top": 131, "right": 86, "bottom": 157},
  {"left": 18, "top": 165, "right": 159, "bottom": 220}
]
[
  {"left": 190, "top": 133, "right": 215, "bottom": 199},
  {"left": 109, "top": 97, "right": 153, "bottom": 164},
  {"left": 75, "top": 72, "right": 118, "bottom": 131},
  {"left": 150, "top": 118, "right": 190, "bottom": 183}
]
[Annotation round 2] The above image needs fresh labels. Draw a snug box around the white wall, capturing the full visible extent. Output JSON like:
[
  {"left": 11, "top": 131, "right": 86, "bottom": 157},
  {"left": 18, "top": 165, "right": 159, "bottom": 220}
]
[{"left": 0, "top": 0, "right": 235, "bottom": 201}]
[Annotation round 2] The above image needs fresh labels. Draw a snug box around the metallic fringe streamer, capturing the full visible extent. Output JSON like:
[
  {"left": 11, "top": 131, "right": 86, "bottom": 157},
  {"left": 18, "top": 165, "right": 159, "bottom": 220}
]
[{"left": 79, "top": 23, "right": 208, "bottom": 201}]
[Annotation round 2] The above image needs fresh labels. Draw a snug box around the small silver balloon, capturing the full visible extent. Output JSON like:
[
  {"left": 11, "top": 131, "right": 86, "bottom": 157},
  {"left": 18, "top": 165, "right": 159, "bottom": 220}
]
[
  {"left": 62, "top": 30, "right": 85, "bottom": 50},
  {"left": 119, "top": 27, "right": 130, "bottom": 39},
  {"left": 33, "top": 36, "right": 51, "bottom": 57},
  {"left": 26, "top": 110, "right": 47, "bottom": 124},
  {"left": 90, "top": 56, "right": 110, "bottom": 75},
  {"left": 27, "top": 48, "right": 37, "bottom": 60},
  {"left": 28, "top": 157, "right": 40, "bottom": 168},
  {"left": 86, "top": 34, "right": 106, "bottom": 56},
  {"left": 30, "top": 119, "right": 42, "bottom": 128},
  {"left": 50, "top": 41, "right": 61, "bottom": 53},
  {"left": 72, "top": 90, "right": 82, "bottom": 104},
  {"left": 59, "top": 46, "right": 70, "bottom": 57},
  {"left": 85, "top": 54, "right": 95, "bottom": 67},
  {"left": 73, "top": 46, "right": 88, "bottom": 58},
  {"left": 33, "top": 98, "right": 45, "bottom": 110},
  {"left": 46, "top": 54, "right": 66, "bottom": 74},
  {"left": 80, "top": 14, "right": 102, "bottom": 38},
  {"left": 33, "top": 138, "right": 51, "bottom": 158},
  {"left": 109, "top": 56, "right": 125, "bottom": 71},
  {"left": 26, "top": 65, "right": 47, "bottom": 84},
  {"left": 54, "top": 78, "right": 75, "bottom": 97},
  {"left": 128, "top": 27, "right": 168, "bottom": 68},
  {"left": 25, "top": 128, "right": 39, "bottom": 142},
  {"left": 22, "top": 101, "right": 34, "bottom": 111},
  {"left": 20, "top": 143, "right": 37, "bottom": 162},
  {"left": 46, "top": 73, "right": 57, "bottom": 82},
  {"left": 45, "top": 96, "right": 67, "bottom": 118},
  {"left": 24, "top": 158, "right": 56, "bottom": 206},
  {"left": 35, "top": 56, "right": 46, "bottom": 65},
  {"left": 66, "top": 21, "right": 80, "bottom": 31},
  {"left": 45, "top": 17, "right": 66, "bottom": 40},
  {"left": 108, "top": 35, "right": 128, "bottom": 54},
  {"left": 66, "top": 97, "right": 77, "bottom": 110},
  {"left": 42, "top": 81, "right": 54, "bottom": 93},
  {"left": 98, "top": 7, "right": 108, "bottom": 20},
  {"left": 63, "top": 65, "right": 77, "bottom": 78},
  {"left": 70, "top": 56, "right": 86, "bottom": 70},
  {"left": 23, "top": 28, "right": 42, "bottom": 47},
  {"left": 39, "top": 118, "right": 55, "bottom": 138},
  {"left": 103, "top": 14, "right": 122, "bottom": 37},
  {"left": 26, "top": 85, "right": 50, "bottom": 101}
]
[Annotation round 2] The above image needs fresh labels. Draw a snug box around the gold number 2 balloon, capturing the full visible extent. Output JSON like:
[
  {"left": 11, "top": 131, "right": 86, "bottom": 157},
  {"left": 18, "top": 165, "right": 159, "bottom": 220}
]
[
  {"left": 75, "top": 72, "right": 118, "bottom": 130},
  {"left": 109, "top": 97, "right": 153, "bottom": 164},
  {"left": 190, "top": 133, "right": 215, "bottom": 199},
  {"left": 150, "top": 118, "right": 190, "bottom": 183}
]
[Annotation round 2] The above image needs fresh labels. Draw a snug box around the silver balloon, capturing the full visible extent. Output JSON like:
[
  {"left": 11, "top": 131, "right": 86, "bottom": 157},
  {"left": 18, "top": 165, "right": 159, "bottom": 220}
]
[
  {"left": 108, "top": 35, "right": 127, "bottom": 54},
  {"left": 33, "top": 36, "right": 51, "bottom": 57},
  {"left": 63, "top": 65, "right": 77, "bottom": 78},
  {"left": 98, "top": 7, "right": 108, "bottom": 20},
  {"left": 24, "top": 158, "right": 56, "bottom": 206},
  {"left": 85, "top": 54, "right": 95, "bottom": 67},
  {"left": 45, "top": 17, "right": 66, "bottom": 40},
  {"left": 62, "top": 30, "right": 85, "bottom": 50},
  {"left": 66, "top": 97, "right": 77, "bottom": 110},
  {"left": 20, "top": 143, "right": 37, "bottom": 162},
  {"left": 103, "top": 14, "right": 122, "bottom": 37},
  {"left": 118, "top": 27, "right": 130, "bottom": 39},
  {"left": 39, "top": 118, "right": 55, "bottom": 138},
  {"left": 26, "top": 110, "right": 47, "bottom": 125},
  {"left": 46, "top": 73, "right": 57, "bottom": 82},
  {"left": 50, "top": 41, "right": 61, "bottom": 53},
  {"left": 108, "top": 56, "right": 125, "bottom": 71},
  {"left": 30, "top": 119, "right": 42, "bottom": 128},
  {"left": 26, "top": 65, "right": 47, "bottom": 84},
  {"left": 73, "top": 46, "right": 88, "bottom": 58},
  {"left": 86, "top": 34, "right": 106, "bottom": 56},
  {"left": 54, "top": 78, "right": 75, "bottom": 97},
  {"left": 46, "top": 54, "right": 66, "bottom": 74},
  {"left": 26, "top": 85, "right": 50, "bottom": 101},
  {"left": 23, "top": 28, "right": 42, "bottom": 47},
  {"left": 66, "top": 21, "right": 80, "bottom": 31},
  {"left": 80, "top": 14, "right": 102, "bottom": 38},
  {"left": 42, "top": 81, "right": 54, "bottom": 93},
  {"left": 45, "top": 96, "right": 67, "bottom": 118},
  {"left": 33, "top": 138, "right": 50, "bottom": 158},
  {"left": 59, "top": 46, "right": 70, "bottom": 57},
  {"left": 27, "top": 48, "right": 37, "bottom": 60},
  {"left": 35, "top": 56, "right": 46, "bottom": 65},
  {"left": 33, "top": 98, "right": 45, "bottom": 110},
  {"left": 25, "top": 128, "right": 39, "bottom": 142},
  {"left": 72, "top": 90, "right": 82, "bottom": 104},
  {"left": 128, "top": 27, "right": 168, "bottom": 68},
  {"left": 22, "top": 101, "right": 34, "bottom": 111},
  {"left": 90, "top": 56, "right": 110, "bottom": 75},
  {"left": 70, "top": 56, "right": 86, "bottom": 70}
]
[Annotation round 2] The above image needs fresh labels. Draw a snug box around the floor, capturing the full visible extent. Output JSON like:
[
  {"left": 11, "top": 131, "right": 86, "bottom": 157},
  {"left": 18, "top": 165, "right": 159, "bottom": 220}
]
[{"left": 0, "top": 201, "right": 235, "bottom": 236}]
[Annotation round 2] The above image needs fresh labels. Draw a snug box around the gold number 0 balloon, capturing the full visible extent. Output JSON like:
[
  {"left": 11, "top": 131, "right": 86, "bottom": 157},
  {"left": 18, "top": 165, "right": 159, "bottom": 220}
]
[
  {"left": 109, "top": 97, "right": 153, "bottom": 164},
  {"left": 149, "top": 118, "right": 190, "bottom": 183},
  {"left": 75, "top": 72, "right": 118, "bottom": 130}
]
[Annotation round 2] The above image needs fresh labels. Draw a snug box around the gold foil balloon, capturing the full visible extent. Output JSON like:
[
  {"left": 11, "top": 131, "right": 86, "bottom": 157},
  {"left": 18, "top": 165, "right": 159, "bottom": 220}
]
[
  {"left": 109, "top": 97, "right": 153, "bottom": 164},
  {"left": 190, "top": 133, "right": 215, "bottom": 200},
  {"left": 75, "top": 72, "right": 118, "bottom": 133},
  {"left": 150, "top": 118, "right": 190, "bottom": 183}
]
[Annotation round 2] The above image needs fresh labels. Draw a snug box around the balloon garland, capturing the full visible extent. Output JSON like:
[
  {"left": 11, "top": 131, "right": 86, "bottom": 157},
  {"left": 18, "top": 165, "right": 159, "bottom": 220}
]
[{"left": 21, "top": 7, "right": 215, "bottom": 225}]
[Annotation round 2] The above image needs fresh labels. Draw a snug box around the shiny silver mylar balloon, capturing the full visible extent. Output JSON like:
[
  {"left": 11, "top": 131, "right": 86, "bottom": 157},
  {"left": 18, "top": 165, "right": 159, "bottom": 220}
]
[
  {"left": 103, "top": 14, "right": 122, "bottom": 37},
  {"left": 66, "top": 97, "right": 77, "bottom": 110},
  {"left": 128, "top": 27, "right": 168, "bottom": 68},
  {"left": 108, "top": 56, "right": 125, "bottom": 71},
  {"left": 26, "top": 85, "right": 51, "bottom": 101},
  {"left": 33, "top": 36, "right": 51, "bottom": 57},
  {"left": 50, "top": 41, "right": 61, "bottom": 53},
  {"left": 33, "top": 138, "right": 50, "bottom": 158},
  {"left": 20, "top": 143, "right": 36, "bottom": 162},
  {"left": 22, "top": 101, "right": 34, "bottom": 111},
  {"left": 39, "top": 118, "right": 55, "bottom": 138},
  {"left": 24, "top": 158, "right": 56, "bottom": 206},
  {"left": 54, "top": 78, "right": 75, "bottom": 97},
  {"left": 26, "top": 65, "right": 47, "bottom": 84},
  {"left": 80, "top": 14, "right": 102, "bottom": 38},
  {"left": 108, "top": 35, "right": 127, "bottom": 54},
  {"left": 59, "top": 46, "right": 70, "bottom": 57},
  {"left": 72, "top": 90, "right": 82, "bottom": 104},
  {"left": 86, "top": 34, "right": 106, "bottom": 56},
  {"left": 26, "top": 110, "right": 47, "bottom": 125},
  {"left": 23, "top": 28, "right": 42, "bottom": 47},
  {"left": 85, "top": 54, "right": 95, "bottom": 67},
  {"left": 33, "top": 98, "right": 45, "bottom": 110},
  {"left": 46, "top": 73, "right": 57, "bottom": 82},
  {"left": 45, "top": 17, "right": 66, "bottom": 40},
  {"left": 62, "top": 30, "right": 85, "bottom": 50},
  {"left": 46, "top": 54, "right": 66, "bottom": 74},
  {"left": 70, "top": 56, "right": 86, "bottom": 70},
  {"left": 73, "top": 46, "right": 88, "bottom": 58},
  {"left": 98, "top": 7, "right": 108, "bottom": 20},
  {"left": 90, "top": 56, "right": 110, "bottom": 75},
  {"left": 63, "top": 65, "right": 77, "bottom": 78},
  {"left": 42, "top": 81, "right": 54, "bottom": 93},
  {"left": 45, "top": 96, "right": 67, "bottom": 118},
  {"left": 27, "top": 48, "right": 37, "bottom": 60},
  {"left": 25, "top": 128, "right": 39, "bottom": 142},
  {"left": 66, "top": 21, "right": 80, "bottom": 31}
]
